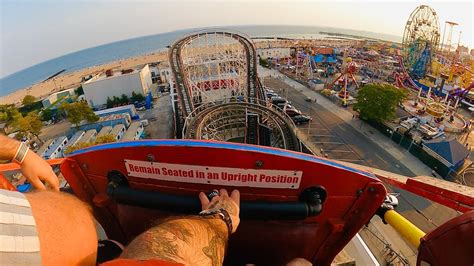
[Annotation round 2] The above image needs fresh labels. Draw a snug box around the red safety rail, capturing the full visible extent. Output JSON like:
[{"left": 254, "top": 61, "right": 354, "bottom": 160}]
[
  {"left": 0, "top": 158, "right": 64, "bottom": 191},
  {"left": 337, "top": 160, "right": 474, "bottom": 213}
]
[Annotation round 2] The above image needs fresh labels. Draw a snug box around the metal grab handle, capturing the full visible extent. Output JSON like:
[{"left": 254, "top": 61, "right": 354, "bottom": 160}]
[{"left": 106, "top": 181, "right": 326, "bottom": 220}]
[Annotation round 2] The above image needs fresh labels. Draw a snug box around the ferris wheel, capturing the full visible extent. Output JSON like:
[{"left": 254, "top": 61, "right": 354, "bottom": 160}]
[{"left": 402, "top": 5, "right": 440, "bottom": 78}]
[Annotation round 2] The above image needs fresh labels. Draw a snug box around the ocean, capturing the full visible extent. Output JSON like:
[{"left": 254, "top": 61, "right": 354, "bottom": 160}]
[{"left": 0, "top": 25, "right": 401, "bottom": 97}]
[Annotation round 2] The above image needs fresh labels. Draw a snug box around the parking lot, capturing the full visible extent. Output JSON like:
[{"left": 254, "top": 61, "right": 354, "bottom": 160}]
[
  {"left": 138, "top": 93, "right": 174, "bottom": 139},
  {"left": 264, "top": 77, "right": 366, "bottom": 165}
]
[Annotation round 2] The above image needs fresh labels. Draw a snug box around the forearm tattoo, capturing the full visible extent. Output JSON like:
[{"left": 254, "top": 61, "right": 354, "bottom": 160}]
[{"left": 121, "top": 217, "right": 229, "bottom": 266}]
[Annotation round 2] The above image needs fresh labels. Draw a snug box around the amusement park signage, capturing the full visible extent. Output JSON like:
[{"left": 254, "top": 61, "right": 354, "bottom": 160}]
[{"left": 125, "top": 159, "right": 302, "bottom": 189}]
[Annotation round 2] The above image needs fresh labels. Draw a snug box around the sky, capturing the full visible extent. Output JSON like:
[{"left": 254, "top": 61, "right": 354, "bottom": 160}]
[{"left": 0, "top": 0, "right": 472, "bottom": 78}]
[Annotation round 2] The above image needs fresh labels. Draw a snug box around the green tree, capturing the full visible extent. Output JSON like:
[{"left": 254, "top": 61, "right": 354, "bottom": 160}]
[
  {"left": 112, "top": 96, "right": 121, "bottom": 106},
  {"left": 75, "top": 85, "right": 84, "bottom": 95},
  {"left": 120, "top": 94, "right": 129, "bottom": 104},
  {"left": 40, "top": 109, "right": 53, "bottom": 121},
  {"left": 24, "top": 112, "right": 43, "bottom": 141},
  {"left": 354, "top": 83, "right": 407, "bottom": 122},
  {"left": 22, "top": 95, "right": 36, "bottom": 106},
  {"left": 106, "top": 97, "right": 114, "bottom": 108},
  {"left": 13, "top": 112, "right": 43, "bottom": 142},
  {"left": 60, "top": 102, "right": 99, "bottom": 127},
  {"left": 0, "top": 105, "right": 22, "bottom": 132},
  {"left": 131, "top": 92, "right": 145, "bottom": 102},
  {"left": 14, "top": 131, "right": 28, "bottom": 141}
]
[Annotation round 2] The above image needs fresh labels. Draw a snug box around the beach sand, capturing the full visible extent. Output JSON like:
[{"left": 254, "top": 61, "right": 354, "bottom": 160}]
[{"left": 0, "top": 52, "right": 168, "bottom": 106}]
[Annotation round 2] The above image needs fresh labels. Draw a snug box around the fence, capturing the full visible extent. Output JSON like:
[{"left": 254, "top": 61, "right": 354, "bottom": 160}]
[{"left": 363, "top": 118, "right": 452, "bottom": 178}]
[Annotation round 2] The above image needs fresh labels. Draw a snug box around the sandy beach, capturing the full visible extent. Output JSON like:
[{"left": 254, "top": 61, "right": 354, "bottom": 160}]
[{"left": 0, "top": 52, "right": 168, "bottom": 106}]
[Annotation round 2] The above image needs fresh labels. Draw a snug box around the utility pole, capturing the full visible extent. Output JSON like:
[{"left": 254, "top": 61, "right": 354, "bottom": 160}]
[{"left": 307, "top": 107, "right": 311, "bottom": 135}]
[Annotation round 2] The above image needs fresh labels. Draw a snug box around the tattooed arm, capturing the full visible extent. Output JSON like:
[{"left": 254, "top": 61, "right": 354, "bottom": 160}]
[{"left": 120, "top": 189, "right": 240, "bottom": 266}]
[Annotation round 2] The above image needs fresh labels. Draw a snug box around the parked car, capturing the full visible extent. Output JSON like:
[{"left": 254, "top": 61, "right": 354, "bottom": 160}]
[
  {"left": 292, "top": 115, "right": 312, "bottom": 124},
  {"left": 286, "top": 108, "right": 302, "bottom": 117},
  {"left": 276, "top": 103, "right": 296, "bottom": 111},
  {"left": 272, "top": 97, "right": 287, "bottom": 105},
  {"left": 266, "top": 92, "right": 278, "bottom": 98}
]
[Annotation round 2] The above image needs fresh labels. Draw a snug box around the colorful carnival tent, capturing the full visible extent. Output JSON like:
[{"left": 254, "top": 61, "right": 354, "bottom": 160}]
[{"left": 313, "top": 54, "right": 337, "bottom": 63}]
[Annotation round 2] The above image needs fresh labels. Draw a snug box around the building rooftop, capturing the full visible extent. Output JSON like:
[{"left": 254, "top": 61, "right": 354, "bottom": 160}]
[
  {"left": 110, "top": 124, "right": 125, "bottom": 136},
  {"left": 80, "top": 129, "right": 97, "bottom": 143},
  {"left": 66, "top": 131, "right": 85, "bottom": 148},
  {"left": 123, "top": 121, "right": 142, "bottom": 140},
  {"left": 94, "top": 105, "right": 136, "bottom": 117},
  {"left": 44, "top": 136, "right": 68, "bottom": 157},
  {"left": 79, "top": 113, "right": 131, "bottom": 127},
  {"left": 312, "top": 47, "right": 334, "bottom": 55},
  {"left": 41, "top": 88, "right": 75, "bottom": 102},
  {"left": 85, "top": 66, "right": 145, "bottom": 84},
  {"left": 99, "top": 113, "right": 131, "bottom": 123},
  {"left": 37, "top": 139, "right": 55, "bottom": 156},
  {"left": 97, "top": 126, "right": 113, "bottom": 138}
]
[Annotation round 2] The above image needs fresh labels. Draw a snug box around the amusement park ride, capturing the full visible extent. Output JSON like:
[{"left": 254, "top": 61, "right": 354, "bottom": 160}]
[
  {"left": 395, "top": 5, "right": 473, "bottom": 133},
  {"left": 1, "top": 9, "right": 474, "bottom": 266},
  {"left": 328, "top": 55, "right": 359, "bottom": 106}
]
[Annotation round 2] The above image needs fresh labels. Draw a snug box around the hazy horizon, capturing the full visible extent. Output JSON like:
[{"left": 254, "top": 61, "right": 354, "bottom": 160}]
[{"left": 1, "top": 0, "right": 472, "bottom": 78}]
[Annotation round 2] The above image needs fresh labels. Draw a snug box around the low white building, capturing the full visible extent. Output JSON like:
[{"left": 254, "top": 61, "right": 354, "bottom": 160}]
[
  {"left": 122, "top": 121, "right": 144, "bottom": 141},
  {"left": 37, "top": 139, "right": 55, "bottom": 158},
  {"left": 97, "top": 126, "right": 113, "bottom": 138},
  {"left": 110, "top": 124, "right": 126, "bottom": 141},
  {"left": 83, "top": 65, "right": 153, "bottom": 108},
  {"left": 41, "top": 88, "right": 75, "bottom": 109},
  {"left": 94, "top": 105, "right": 137, "bottom": 119},
  {"left": 157, "top": 62, "right": 172, "bottom": 84},
  {"left": 65, "top": 130, "right": 85, "bottom": 150},
  {"left": 80, "top": 129, "right": 98, "bottom": 144},
  {"left": 44, "top": 136, "right": 68, "bottom": 159}
]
